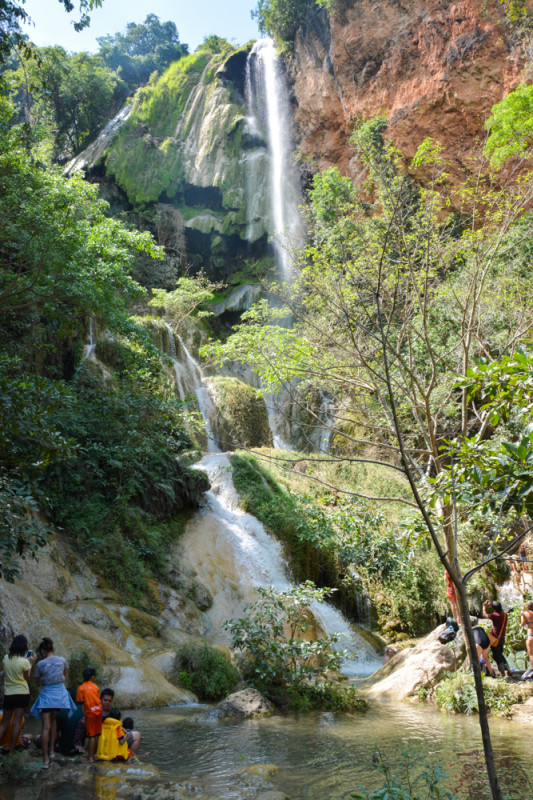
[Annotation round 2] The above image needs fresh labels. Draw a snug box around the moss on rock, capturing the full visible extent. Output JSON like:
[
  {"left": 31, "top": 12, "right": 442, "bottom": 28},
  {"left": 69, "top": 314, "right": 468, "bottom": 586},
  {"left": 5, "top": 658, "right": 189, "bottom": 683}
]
[{"left": 209, "top": 376, "right": 273, "bottom": 450}]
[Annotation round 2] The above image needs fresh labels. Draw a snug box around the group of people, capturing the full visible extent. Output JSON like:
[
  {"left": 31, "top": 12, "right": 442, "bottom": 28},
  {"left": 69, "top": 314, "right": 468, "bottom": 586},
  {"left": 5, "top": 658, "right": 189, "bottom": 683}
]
[
  {"left": 446, "top": 565, "right": 533, "bottom": 678},
  {"left": 0, "top": 634, "right": 141, "bottom": 767}
]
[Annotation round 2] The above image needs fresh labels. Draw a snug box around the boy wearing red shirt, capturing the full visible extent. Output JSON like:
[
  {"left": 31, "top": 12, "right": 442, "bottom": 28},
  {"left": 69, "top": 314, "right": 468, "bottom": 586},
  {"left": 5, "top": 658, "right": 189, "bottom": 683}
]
[{"left": 76, "top": 667, "right": 102, "bottom": 762}]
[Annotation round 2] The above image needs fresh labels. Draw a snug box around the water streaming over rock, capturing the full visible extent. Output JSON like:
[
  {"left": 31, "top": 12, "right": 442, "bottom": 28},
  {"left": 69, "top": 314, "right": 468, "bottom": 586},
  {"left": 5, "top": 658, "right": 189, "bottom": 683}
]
[
  {"left": 83, "top": 318, "right": 96, "bottom": 360},
  {"left": 165, "top": 324, "right": 219, "bottom": 453},
  {"left": 65, "top": 105, "right": 132, "bottom": 175},
  {"left": 178, "top": 453, "right": 382, "bottom": 677},
  {"left": 246, "top": 38, "right": 303, "bottom": 281}
]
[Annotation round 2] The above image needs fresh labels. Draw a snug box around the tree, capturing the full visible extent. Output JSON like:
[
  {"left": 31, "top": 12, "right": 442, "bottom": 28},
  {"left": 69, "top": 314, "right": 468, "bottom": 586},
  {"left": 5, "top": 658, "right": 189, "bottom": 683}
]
[
  {"left": 206, "top": 121, "right": 533, "bottom": 800},
  {"left": 96, "top": 14, "right": 188, "bottom": 96},
  {"left": 0, "top": 1, "right": 103, "bottom": 65},
  {"left": 6, "top": 46, "right": 125, "bottom": 158},
  {"left": 0, "top": 93, "right": 163, "bottom": 580},
  {"left": 148, "top": 275, "right": 222, "bottom": 332},
  {"left": 252, "top": 0, "right": 315, "bottom": 44}
]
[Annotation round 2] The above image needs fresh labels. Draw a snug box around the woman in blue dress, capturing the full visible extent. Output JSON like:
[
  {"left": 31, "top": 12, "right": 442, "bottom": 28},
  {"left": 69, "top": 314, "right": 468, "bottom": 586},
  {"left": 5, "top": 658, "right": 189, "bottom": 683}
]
[{"left": 31, "top": 637, "right": 77, "bottom": 768}]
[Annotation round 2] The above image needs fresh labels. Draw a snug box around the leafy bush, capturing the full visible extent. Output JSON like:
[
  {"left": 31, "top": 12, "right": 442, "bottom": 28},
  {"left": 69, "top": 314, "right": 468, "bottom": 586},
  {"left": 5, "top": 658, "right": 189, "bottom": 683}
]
[
  {"left": 174, "top": 644, "right": 240, "bottom": 701},
  {"left": 435, "top": 672, "right": 520, "bottom": 717},
  {"left": 352, "top": 748, "right": 458, "bottom": 800},
  {"left": 286, "top": 682, "right": 367, "bottom": 713},
  {"left": 67, "top": 650, "right": 102, "bottom": 692},
  {"left": 224, "top": 582, "right": 346, "bottom": 691}
]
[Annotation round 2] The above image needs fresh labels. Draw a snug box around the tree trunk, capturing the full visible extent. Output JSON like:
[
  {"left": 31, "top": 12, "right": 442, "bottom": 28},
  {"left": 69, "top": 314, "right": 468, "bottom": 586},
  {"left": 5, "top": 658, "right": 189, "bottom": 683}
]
[{"left": 455, "top": 580, "right": 503, "bottom": 800}]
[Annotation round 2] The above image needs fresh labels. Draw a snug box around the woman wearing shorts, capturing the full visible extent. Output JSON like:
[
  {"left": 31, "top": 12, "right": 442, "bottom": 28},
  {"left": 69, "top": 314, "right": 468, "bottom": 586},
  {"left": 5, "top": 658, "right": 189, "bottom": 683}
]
[
  {"left": 0, "top": 635, "right": 36, "bottom": 755},
  {"left": 31, "top": 636, "right": 77, "bottom": 768},
  {"left": 473, "top": 625, "right": 495, "bottom": 677}
]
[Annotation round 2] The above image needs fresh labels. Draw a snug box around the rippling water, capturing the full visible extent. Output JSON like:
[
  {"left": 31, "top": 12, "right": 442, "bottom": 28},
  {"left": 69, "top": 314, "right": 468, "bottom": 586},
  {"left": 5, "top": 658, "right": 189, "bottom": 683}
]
[
  {"left": 126, "top": 702, "right": 533, "bottom": 799},
  {"left": 9, "top": 702, "right": 533, "bottom": 799}
]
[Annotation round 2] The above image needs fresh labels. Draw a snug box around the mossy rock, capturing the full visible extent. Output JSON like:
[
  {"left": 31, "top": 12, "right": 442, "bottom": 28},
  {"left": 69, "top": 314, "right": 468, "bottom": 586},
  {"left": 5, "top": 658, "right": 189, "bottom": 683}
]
[
  {"left": 124, "top": 607, "right": 161, "bottom": 638},
  {"left": 208, "top": 376, "right": 273, "bottom": 450}
]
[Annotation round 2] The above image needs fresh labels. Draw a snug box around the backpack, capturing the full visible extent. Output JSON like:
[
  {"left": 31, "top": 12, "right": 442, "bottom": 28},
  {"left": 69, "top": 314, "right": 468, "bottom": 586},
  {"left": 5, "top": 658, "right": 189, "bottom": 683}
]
[{"left": 438, "top": 628, "right": 456, "bottom": 645}]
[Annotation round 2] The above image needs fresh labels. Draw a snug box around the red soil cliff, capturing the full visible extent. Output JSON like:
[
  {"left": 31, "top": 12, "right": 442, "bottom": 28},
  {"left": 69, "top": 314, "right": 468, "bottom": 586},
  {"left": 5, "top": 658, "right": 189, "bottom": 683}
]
[{"left": 290, "top": 0, "right": 532, "bottom": 178}]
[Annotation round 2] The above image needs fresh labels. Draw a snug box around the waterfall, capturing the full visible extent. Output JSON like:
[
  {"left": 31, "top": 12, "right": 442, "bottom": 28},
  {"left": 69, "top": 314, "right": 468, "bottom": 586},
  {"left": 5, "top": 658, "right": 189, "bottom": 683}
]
[
  {"left": 165, "top": 324, "right": 219, "bottom": 453},
  {"left": 178, "top": 453, "right": 382, "bottom": 677},
  {"left": 246, "top": 38, "right": 302, "bottom": 280},
  {"left": 83, "top": 318, "right": 96, "bottom": 360}
]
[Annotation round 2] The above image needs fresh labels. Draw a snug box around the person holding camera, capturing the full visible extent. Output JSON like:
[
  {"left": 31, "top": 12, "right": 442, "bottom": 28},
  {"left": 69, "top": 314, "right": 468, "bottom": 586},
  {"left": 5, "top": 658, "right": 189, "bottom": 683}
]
[{"left": 0, "top": 634, "right": 36, "bottom": 755}]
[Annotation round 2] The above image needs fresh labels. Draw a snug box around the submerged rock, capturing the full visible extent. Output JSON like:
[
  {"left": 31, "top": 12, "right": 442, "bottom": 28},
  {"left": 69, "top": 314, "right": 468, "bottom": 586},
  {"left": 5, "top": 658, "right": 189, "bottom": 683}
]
[
  {"left": 363, "top": 623, "right": 466, "bottom": 701},
  {"left": 216, "top": 688, "right": 275, "bottom": 718}
]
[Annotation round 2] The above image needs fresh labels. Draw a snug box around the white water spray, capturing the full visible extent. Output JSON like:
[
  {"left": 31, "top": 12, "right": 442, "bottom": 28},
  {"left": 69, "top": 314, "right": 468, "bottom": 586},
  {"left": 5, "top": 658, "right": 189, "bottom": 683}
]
[
  {"left": 246, "top": 38, "right": 303, "bottom": 280},
  {"left": 179, "top": 453, "right": 382, "bottom": 676},
  {"left": 83, "top": 318, "right": 96, "bottom": 360},
  {"left": 165, "top": 324, "right": 219, "bottom": 453}
]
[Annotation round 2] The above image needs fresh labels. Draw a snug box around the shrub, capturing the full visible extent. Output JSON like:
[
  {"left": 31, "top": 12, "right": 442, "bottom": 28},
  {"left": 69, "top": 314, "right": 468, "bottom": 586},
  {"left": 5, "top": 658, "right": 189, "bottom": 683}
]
[
  {"left": 67, "top": 650, "right": 102, "bottom": 692},
  {"left": 286, "top": 682, "right": 367, "bottom": 713},
  {"left": 435, "top": 672, "right": 520, "bottom": 717},
  {"left": 174, "top": 644, "right": 240, "bottom": 701},
  {"left": 352, "top": 748, "right": 458, "bottom": 800},
  {"left": 224, "top": 582, "right": 346, "bottom": 691}
]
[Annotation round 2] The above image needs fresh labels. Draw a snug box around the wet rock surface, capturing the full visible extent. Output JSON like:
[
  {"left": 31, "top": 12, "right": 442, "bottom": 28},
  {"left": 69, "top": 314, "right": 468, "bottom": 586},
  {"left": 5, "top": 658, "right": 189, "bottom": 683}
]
[
  {"left": 216, "top": 688, "right": 275, "bottom": 718},
  {"left": 0, "top": 538, "right": 202, "bottom": 708},
  {"left": 0, "top": 751, "right": 291, "bottom": 800}
]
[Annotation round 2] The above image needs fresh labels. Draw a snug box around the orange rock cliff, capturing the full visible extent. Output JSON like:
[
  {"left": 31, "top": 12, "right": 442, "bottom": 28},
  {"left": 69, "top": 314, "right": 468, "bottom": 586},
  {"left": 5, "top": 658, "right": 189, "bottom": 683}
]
[{"left": 289, "top": 0, "right": 532, "bottom": 178}]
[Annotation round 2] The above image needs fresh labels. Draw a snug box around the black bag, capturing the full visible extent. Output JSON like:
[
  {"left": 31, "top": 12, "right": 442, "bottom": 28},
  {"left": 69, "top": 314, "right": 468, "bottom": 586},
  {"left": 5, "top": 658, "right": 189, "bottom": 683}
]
[{"left": 438, "top": 629, "right": 456, "bottom": 644}]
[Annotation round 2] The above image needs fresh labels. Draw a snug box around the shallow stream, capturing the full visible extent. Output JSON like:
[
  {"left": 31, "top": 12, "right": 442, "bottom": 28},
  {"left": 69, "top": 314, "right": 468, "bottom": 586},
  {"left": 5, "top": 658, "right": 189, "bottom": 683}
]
[{"left": 14, "top": 701, "right": 533, "bottom": 800}]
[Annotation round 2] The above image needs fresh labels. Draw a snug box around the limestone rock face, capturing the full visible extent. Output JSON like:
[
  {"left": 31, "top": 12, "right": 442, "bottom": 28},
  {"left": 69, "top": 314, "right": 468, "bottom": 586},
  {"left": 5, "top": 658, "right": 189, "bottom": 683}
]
[
  {"left": 216, "top": 687, "right": 275, "bottom": 718},
  {"left": 363, "top": 624, "right": 466, "bottom": 700},
  {"left": 291, "top": 0, "right": 531, "bottom": 180},
  {"left": 0, "top": 539, "right": 205, "bottom": 708}
]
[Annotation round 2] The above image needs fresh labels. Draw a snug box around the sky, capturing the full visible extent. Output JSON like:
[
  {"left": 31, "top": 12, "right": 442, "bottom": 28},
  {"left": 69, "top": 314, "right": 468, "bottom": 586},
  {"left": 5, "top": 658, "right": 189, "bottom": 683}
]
[{"left": 21, "top": 0, "right": 260, "bottom": 53}]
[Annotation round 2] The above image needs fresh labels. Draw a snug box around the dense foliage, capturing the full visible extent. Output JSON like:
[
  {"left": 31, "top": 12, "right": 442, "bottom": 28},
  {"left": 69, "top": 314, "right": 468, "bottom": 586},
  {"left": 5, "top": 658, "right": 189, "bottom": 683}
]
[
  {"left": 174, "top": 643, "right": 240, "bottom": 700},
  {"left": 3, "top": 14, "right": 187, "bottom": 160},
  {"left": 96, "top": 14, "right": 188, "bottom": 96},
  {"left": 252, "top": 0, "right": 348, "bottom": 43},
  {"left": 224, "top": 581, "right": 366, "bottom": 711},
  {"left": 435, "top": 672, "right": 520, "bottom": 717},
  {"left": 0, "top": 94, "right": 207, "bottom": 595}
]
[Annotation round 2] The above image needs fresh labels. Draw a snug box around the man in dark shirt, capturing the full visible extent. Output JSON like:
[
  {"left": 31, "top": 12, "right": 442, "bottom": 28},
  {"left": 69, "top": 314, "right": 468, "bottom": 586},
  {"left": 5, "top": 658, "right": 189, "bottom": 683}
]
[{"left": 483, "top": 600, "right": 513, "bottom": 677}]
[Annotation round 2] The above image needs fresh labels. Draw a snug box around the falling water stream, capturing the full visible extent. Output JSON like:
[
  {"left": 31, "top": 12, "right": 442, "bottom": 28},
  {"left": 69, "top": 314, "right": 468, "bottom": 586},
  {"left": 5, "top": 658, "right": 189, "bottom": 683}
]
[
  {"left": 178, "top": 453, "right": 382, "bottom": 676},
  {"left": 246, "top": 38, "right": 302, "bottom": 281}
]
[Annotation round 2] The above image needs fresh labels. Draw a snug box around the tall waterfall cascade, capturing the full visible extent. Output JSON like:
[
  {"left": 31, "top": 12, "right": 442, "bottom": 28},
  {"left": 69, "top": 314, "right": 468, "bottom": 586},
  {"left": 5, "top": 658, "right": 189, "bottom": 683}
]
[
  {"left": 245, "top": 38, "right": 303, "bottom": 281},
  {"left": 156, "top": 45, "right": 378, "bottom": 672},
  {"left": 178, "top": 454, "right": 382, "bottom": 677}
]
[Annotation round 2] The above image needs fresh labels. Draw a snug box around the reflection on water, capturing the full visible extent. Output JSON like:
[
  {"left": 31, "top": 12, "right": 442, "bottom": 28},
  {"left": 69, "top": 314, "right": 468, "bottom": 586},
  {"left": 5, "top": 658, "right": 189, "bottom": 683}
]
[{"left": 6, "top": 702, "right": 533, "bottom": 800}]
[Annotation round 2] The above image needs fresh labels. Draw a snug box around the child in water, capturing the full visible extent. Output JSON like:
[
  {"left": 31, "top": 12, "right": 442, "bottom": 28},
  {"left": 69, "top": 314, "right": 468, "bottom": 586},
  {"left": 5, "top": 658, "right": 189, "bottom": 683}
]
[{"left": 76, "top": 667, "right": 102, "bottom": 763}]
